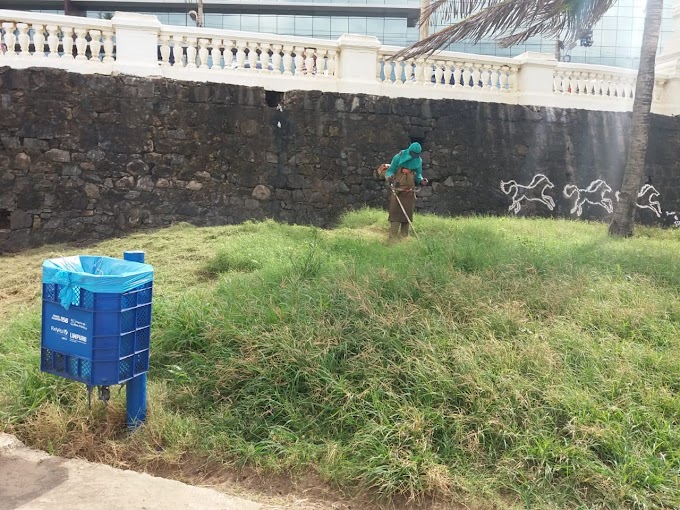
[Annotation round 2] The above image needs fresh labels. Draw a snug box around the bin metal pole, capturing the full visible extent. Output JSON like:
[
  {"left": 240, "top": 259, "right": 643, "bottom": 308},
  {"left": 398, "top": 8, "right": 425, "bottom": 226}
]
[{"left": 124, "top": 250, "right": 147, "bottom": 430}]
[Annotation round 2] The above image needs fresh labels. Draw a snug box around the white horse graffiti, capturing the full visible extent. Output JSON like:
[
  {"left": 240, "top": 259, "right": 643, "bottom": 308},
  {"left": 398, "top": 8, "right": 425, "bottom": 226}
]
[
  {"left": 500, "top": 174, "right": 556, "bottom": 214},
  {"left": 563, "top": 179, "right": 614, "bottom": 216},
  {"left": 615, "top": 185, "right": 662, "bottom": 217},
  {"left": 636, "top": 184, "right": 662, "bottom": 217}
]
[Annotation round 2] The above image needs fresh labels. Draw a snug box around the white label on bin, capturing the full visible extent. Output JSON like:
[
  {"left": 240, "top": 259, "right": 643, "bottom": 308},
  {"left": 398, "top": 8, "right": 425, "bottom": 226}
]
[
  {"left": 69, "top": 319, "right": 87, "bottom": 330},
  {"left": 69, "top": 332, "right": 87, "bottom": 344},
  {"left": 51, "top": 326, "right": 68, "bottom": 336},
  {"left": 51, "top": 314, "right": 69, "bottom": 324}
]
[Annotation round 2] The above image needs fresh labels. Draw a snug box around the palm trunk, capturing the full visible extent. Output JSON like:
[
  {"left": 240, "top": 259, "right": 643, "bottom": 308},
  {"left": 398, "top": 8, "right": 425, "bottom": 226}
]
[
  {"left": 420, "top": 0, "right": 431, "bottom": 40},
  {"left": 197, "top": 0, "right": 204, "bottom": 28},
  {"left": 609, "top": 0, "right": 664, "bottom": 237}
]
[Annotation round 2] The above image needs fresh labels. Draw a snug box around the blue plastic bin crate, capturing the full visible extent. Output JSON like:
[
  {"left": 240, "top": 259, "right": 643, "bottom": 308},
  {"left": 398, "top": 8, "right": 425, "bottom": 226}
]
[{"left": 40, "top": 256, "right": 154, "bottom": 386}]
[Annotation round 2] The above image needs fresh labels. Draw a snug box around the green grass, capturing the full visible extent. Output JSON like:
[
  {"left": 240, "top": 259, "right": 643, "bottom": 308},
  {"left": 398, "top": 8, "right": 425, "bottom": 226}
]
[{"left": 1, "top": 210, "right": 679, "bottom": 509}]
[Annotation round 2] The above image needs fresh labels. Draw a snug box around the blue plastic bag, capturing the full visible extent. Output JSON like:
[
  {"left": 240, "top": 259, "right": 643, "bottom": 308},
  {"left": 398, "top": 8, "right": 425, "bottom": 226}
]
[{"left": 43, "top": 255, "right": 154, "bottom": 309}]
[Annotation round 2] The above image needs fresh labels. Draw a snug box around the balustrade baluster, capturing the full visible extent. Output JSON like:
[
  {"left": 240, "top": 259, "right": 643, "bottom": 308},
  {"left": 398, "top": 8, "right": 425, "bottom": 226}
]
[
  {"left": 553, "top": 72, "right": 562, "bottom": 94},
  {"left": 413, "top": 59, "right": 424, "bottom": 86},
  {"left": 604, "top": 75, "right": 611, "bottom": 97},
  {"left": 434, "top": 61, "right": 444, "bottom": 86},
  {"left": 316, "top": 48, "right": 328, "bottom": 76},
  {"left": 587, "top": 73, "right": 596, "bottom": 96},
  {"left": 489, "top": 65, "right": 500, "bottom": 92},
  {"left": 235, "top": 41, "right": 246, "bottom": 70},
  {"left": 573, "top": 72, "right": 581, "bottom": 95},
  {"left": 482, "top": 64, "right": 493, "bottom": 92},
  {"left": 89, "top": 30, "right": 101, "bottom": 62},
  {"left": 499, "top": 66, "right": 509, "bottom": 92},
  {"left": 74, "top": 27, "right": 87, "bottom": 60},
  {"left": 61, "top": 26, "right": 74, "bottom": 60},
  {"left": 282, "top": 45, "right": 293, "bottom": 75},
  {"left": 33, "top": 24, "right": 46, "bottom": 58},
  {"left": 293, "top": 46, "right": 304, "bottom": 75},
  {"left": 578, "top": 73, "right": 588, "bottom": 95},
  {"left": 443, "top": 61, "right": 452, "bottom": 87},
  {"left": 160, "top": 35, "right": 171, "bottom": 66},
  {"left": 210, "top": 39, "right": 223, "bottom": 70},
  {"left": 17, "top": 23, "right": 30, "bottom": 57},
  {"left": 171, "top": 36, "right": 184, "bottom": 67},
  {"left": 423, "top": 61, "right": 434, "bottom": 86},
  {"left": 387, "top": 60, "right": 396, "bottom": 84},
  {"left": 462, "top": 64, "right": 472, "bottom": 89},
  {"left": 396, "top": 60, "right": 406, "bottom": 85},
  {"left": 198, "top": 38, "right": 209, "bottom": 69},
  {"left": 508, "top": 66, "right": 519, "bottom": 92},
  {"left": 248, "top": 42, "right": 259, "bottom": 71},
  {"left": 326, "top": 50, "right": 336, "bottom": 77},
  {"left": 260, "top": 43, "right": 271, "bottom": 73},
  {"left": 452, "top": 63, "right": 462, "bottom": 88},
  {"left": 222, "top": 40, "right": 235, "bottom": 71},
  {"left": 271, "top": 44, "right": 283, "bottom": 74},
  {"left": 185, "top": 37, "right": 197, "bottom": 68},
  {"left": 304, "top": 48, "right": 315, "bottom": 77},
  {"left": 46, "top": 25, "right": 59, "bottom": 59},
  {"left": 593, "top": 74, "right": 602, "bottom": 97},
  {"left": 3, "top": 23, "right": 17, "bottom": 57},
  {"left": 472, "top": 65, "right": 481, "bottom": 89},
  {"left": 562, "top": 72, "right": 571, "bottom": 95},
  {"left": 102, "top": 30, "right": 114, "bottom": 63}
]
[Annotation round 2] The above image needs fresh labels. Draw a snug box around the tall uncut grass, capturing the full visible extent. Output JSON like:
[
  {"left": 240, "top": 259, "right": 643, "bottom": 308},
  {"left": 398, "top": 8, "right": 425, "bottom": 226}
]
[{"left": 1, "top": 210, "right": 678, "bottom": 509}]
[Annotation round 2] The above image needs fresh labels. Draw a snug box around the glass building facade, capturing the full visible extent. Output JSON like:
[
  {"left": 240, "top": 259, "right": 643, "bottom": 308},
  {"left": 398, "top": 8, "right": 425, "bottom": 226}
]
[{"left": 31, "top": 0, "right": 675, "bottom": 69}]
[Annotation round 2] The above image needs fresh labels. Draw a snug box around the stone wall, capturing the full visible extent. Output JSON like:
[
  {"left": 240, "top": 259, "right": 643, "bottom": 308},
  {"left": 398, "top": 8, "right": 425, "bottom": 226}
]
[{"left": 1, "top": 66, "right": 680, "bottom": 252}]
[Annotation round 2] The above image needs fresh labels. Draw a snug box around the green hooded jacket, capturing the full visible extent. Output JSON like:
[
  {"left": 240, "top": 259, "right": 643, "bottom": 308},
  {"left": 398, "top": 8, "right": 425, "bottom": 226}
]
[{"left": 385, "top": 142, "right": 424, "bottom": 184}]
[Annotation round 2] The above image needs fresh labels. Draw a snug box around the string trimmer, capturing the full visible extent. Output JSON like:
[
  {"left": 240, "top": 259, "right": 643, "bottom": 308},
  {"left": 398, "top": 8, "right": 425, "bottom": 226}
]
[{"left": 389, "top": 183, "right": 422, "bottom": 240}]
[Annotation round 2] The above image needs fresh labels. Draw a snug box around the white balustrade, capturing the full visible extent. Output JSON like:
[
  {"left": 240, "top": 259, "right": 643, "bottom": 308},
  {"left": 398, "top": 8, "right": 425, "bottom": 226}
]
[
  {"left": 0, "top": 10, "right": 112, "bottom": 70},
  {"left": 158, "top": 25, "right": 338, "bottom": 82},
  {"left": 1, "top": 9, "right": 679, "bottom": 114},
  {"left": 377, "top": 47, "right": 517, "bottom": 100},
  {"left": 553, "top": 63, "right": 637, "bottom": 102}
]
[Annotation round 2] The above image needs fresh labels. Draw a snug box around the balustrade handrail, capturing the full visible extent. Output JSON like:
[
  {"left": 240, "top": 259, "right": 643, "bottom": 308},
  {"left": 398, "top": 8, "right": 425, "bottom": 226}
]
[
  {"left": 0, "top": 9, "right": 112, "bottom": 29},
  {"left": 379, "top": 44, "right": 518, "bottom": 66},
  {"left": 555, "top": 61, "right": 638, "bottom": 78},
  {"left": 159, "top": 25, "right": 340, "bottom": 51}
]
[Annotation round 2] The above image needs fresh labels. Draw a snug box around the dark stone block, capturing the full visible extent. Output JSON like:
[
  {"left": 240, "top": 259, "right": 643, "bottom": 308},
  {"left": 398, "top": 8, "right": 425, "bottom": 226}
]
[{"left": 10, "top": 210, "right": 33, "bottom": 229}]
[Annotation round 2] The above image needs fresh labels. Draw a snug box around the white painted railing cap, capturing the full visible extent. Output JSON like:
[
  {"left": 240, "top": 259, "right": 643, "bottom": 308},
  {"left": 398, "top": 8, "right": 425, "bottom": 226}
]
[
  {"left": 111, "top": 12, "right": 162, "bottom": 29},
  {"left": 513, "top": 52, "right": 558, "bottom": 65},
  {"left": 0, "top": 9, "right": 113, "bottom": 29},
  {"left": 337, "top": 34, "right": 382, "bottom": 50}
]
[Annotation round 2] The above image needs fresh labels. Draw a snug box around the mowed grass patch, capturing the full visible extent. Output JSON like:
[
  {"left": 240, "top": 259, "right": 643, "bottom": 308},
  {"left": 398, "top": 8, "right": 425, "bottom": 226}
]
[{"left": 1, "top": 210, "right": 678, "bottom": 510}]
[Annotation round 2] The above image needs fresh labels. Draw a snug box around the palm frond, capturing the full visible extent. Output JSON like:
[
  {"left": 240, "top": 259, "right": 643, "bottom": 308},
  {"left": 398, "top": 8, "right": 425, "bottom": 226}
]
[
  {"left": 396, "top": 0, "right": 616, "bottom": 60},
  {"left": 419, "top": 0, "right": 505, "bottom": 26}
]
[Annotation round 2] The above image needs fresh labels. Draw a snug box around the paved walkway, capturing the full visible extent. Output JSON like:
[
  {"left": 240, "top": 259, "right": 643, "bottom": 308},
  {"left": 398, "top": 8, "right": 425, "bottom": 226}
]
[{"left": 0, "top": 433, "right": 267, "bottom": 510}]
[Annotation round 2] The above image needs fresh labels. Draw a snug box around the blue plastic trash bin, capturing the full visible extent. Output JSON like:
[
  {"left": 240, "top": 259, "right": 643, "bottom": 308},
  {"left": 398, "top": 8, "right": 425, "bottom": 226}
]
[{"left": 40, "top": 255, "right": 154, "bottom": 386}]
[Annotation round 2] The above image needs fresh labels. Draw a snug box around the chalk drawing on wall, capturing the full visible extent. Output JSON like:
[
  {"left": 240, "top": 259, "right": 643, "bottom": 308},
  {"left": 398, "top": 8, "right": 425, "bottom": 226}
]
[
  {"left": 636, "top": 184, "right": 662, "bottom": 217},
  {"left": 500, "top": 174, "right": 556, "bottom": 214},
  {"left": 615, "top": 185, "right": 662, "bottom": 217},
  {"left": 664, "top": 211, "right": 680, "bottom": 227},
  {"left": 563, "top": 179, "right": 614, "bottom": 216}
]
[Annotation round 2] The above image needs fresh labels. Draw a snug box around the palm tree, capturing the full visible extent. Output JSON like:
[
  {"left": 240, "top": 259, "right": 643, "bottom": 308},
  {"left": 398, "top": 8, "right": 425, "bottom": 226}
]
[
  {"left": 398, "top": 0, "right": 664, "bottom": 238},
  {"left": 609, "top": 0, "right": 663, "bottom": 236}
]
